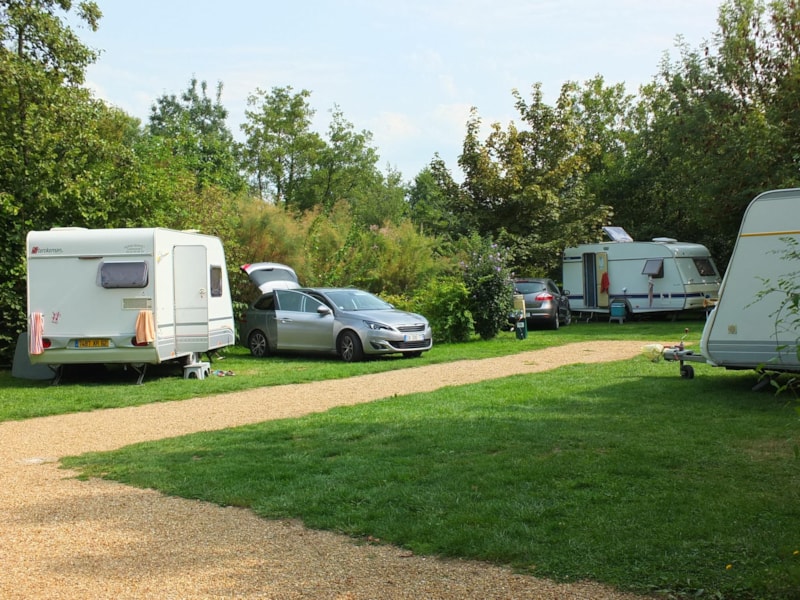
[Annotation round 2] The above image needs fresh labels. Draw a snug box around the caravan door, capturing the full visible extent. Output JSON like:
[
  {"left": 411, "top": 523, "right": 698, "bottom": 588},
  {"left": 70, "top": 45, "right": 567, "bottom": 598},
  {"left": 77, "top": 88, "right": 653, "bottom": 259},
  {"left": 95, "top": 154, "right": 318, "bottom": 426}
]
[
  {"left": 582, "top": 252, "right": 609, "bottom": 308},
  {"left": 174, "top": 245, "right": 209, "bottom": 356}
]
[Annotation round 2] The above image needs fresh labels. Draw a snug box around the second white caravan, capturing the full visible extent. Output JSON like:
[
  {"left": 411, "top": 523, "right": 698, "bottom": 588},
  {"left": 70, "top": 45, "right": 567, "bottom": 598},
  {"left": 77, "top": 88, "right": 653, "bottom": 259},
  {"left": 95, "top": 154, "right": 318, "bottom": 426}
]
[{"left": 562, "top": 227, "right": 721, "bottom": 320}]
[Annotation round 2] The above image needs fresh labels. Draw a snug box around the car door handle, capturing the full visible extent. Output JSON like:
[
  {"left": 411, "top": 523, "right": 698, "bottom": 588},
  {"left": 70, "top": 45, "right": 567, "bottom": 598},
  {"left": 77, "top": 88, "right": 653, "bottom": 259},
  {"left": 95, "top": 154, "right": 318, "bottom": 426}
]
[{"left": 280, "top": 318, "right": 293, "bottom": 323}]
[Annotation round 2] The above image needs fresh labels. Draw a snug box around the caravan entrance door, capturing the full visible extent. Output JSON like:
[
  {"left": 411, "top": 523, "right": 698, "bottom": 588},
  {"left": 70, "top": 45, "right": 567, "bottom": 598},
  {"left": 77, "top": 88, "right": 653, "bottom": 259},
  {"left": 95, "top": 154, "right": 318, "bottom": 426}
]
[
  {"left": 582, "top": 252, "right": 609, "bottom": 309},
  {"left": 174, "top": 245, "right": 209, "bottom": 356}
]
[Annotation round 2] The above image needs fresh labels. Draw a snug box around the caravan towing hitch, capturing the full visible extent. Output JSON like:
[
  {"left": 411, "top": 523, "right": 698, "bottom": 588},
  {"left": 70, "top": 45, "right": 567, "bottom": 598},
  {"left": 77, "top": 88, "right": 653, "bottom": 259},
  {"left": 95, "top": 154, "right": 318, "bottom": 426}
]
[{"left": 661, "top": 327, "right": 707, "bottom": 379}]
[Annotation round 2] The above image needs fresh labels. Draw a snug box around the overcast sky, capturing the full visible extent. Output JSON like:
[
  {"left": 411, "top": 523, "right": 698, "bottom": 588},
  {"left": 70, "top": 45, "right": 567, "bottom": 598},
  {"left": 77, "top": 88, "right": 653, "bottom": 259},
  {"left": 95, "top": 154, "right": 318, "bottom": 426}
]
[{"left": 82, "top": 0, "right": 723, "bottom": 181}]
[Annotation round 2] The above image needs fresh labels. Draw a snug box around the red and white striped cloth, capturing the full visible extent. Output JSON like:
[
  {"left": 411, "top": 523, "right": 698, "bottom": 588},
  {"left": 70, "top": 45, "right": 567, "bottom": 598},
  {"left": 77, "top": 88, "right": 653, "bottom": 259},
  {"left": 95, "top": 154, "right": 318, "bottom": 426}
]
[{"left": 29, "top": 312, "right": 44, "bottom": 355}]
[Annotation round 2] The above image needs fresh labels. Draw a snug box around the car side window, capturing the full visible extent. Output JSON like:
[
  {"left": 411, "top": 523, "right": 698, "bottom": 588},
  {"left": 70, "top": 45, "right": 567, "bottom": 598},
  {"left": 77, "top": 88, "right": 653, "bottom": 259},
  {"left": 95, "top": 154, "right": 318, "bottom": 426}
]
[
  {"left": 276, "top": 290, "right": 303, "bottom": 312},
  {"left": 302, "top": 294, "right": 325, "bottom": 314},
  {"left": 254, "top": 294, "right": 275, "bottom": 310},
  {"left": 308, "top": 293, "right": 335, "bottom": 310}
]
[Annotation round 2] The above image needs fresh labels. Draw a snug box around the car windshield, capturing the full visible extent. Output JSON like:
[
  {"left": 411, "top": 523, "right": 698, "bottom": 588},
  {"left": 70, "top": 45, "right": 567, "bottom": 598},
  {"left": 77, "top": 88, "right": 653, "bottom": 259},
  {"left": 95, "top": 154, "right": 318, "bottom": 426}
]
[
  {"left": 325, "top": 290, "right": 391, "bottom": 311},
  {"left": 515, "top": 281, "right": 546, "bottom": 294}
]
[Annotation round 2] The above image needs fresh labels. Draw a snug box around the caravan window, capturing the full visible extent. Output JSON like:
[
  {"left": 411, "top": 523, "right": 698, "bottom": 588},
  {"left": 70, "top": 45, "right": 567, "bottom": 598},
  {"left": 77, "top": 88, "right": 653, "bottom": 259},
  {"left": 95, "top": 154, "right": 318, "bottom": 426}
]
[
  {"left": 693, "top": 258, "right": 717, "bottom": 277},
  {"left": 210, "top": 266, "right": 223, "bottom": 297},
  {"left": 642, "top": 259, "right": 664, "bottom": 278},
  {"left": 98, "top": 261, "right": 148, "bottom": 289}
]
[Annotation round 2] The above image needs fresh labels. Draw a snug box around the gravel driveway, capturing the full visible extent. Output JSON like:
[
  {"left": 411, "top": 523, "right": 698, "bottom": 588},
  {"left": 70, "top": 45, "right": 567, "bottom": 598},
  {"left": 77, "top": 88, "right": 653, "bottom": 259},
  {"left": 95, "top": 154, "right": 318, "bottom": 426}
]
[{"left": 0, "top": 341, "right": 654, "bottom": 599}]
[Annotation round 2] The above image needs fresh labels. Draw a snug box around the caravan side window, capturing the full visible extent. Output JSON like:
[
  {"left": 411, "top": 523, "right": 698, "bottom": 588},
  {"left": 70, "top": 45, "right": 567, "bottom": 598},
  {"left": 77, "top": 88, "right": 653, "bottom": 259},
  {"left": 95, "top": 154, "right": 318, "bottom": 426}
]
[
  {"left": 692, "top": 258, "right": 717, "bottom": 277},
  {"left": 210, "top": 266, "right": 223, "bottom": 297},
  {"left": 642, "top": 259, "right": 664, "bottom": 278},
  {"left": 98, "top": 261, "right": 148, "bottom": 289}
]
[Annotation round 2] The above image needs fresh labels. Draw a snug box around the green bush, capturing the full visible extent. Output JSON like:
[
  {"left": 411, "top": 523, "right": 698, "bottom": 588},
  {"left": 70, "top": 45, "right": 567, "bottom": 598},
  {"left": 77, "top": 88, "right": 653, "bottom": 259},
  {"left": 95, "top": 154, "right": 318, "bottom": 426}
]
[
  {"left": 382, "top": 281, "right": 471, "bottom": 344},
  {"left": 462, "top": 236, "right": 514, "bottom": 340},
  {"left": 412, "top": 277, "right": 473, "bottom": 343}
]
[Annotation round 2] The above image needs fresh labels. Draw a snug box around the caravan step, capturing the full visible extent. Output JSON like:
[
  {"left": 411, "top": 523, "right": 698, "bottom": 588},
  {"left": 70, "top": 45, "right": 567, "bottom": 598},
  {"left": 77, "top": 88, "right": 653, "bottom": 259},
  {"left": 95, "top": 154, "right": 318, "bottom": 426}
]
[{"left": 183, "top": 361, "right": 211, "bottom": 380}]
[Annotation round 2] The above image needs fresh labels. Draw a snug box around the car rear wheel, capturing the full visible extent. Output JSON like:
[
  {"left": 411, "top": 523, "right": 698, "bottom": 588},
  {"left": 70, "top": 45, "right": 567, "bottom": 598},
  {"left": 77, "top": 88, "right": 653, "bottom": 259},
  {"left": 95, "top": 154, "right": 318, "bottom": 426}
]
[
  {"left": 550, "top": 313, "right": 560, "bottom": 330},
  {"left": 338, "top": 331, "right": 364, "bottom": 362},
  {"left": 248, "top": 330, "right": 270, "bottom": 358}
]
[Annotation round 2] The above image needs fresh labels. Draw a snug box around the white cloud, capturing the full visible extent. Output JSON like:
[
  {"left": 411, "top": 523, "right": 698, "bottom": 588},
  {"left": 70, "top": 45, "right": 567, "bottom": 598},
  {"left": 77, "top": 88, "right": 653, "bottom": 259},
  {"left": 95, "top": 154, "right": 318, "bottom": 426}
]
[{"left": 372, "top": 112, "right": 420, "bottom": 143}]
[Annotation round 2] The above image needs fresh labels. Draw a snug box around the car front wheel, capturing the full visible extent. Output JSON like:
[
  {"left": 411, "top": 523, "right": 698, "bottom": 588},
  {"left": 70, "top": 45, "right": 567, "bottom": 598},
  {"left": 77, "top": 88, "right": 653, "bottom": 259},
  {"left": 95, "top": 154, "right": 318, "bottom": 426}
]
[
  {"left": 338, "top": 331, "right": 364, "bottom": 362},
  {"left": 248, "top": 330, "right": 270, "bottom": 358}
]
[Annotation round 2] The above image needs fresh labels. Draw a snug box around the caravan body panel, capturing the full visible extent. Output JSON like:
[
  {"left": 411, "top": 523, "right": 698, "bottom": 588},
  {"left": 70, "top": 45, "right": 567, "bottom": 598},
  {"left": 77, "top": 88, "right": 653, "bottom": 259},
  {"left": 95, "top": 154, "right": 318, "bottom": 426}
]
[
  {"left": 563, "top": 238, "right": 720, "bottom": 317},
  {"left": 26, "top": 227, "right": 235, "bottom": 366},
  {"left": 700, "top": 189, "right": 800, "bottom": 371}
]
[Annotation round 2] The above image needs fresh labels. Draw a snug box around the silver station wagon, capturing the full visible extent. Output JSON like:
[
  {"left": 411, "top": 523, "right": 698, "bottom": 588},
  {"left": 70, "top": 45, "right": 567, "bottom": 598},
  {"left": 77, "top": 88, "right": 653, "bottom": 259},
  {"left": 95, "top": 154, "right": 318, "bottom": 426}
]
[{"left": 240, "top": 287, "right": 433, "bottom": 362}]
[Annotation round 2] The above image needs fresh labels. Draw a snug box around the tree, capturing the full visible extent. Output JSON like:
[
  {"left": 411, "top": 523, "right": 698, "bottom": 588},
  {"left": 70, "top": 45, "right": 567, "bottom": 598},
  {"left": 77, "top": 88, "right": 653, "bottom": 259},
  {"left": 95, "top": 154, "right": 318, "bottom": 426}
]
[
  {"left": 565, "top": 76, "right": 636, "bottom": 230},
  {"left": 409, "top": 156, "right": 477, "bottom": 240},
  {"left": 148, "top": 77, "right": 245, "bottom": 194},
  {"left": 293, "top": 105, "right": 382, "bottom": 213},
  {"left": 240, "top": 86, "right": 324, "bottom": 206},
  {"left": 612, "top": 0, "right": 800, "bottom": 271},
  {"left": 458, "top": 85, "right": 611, "bottom": 278},
  {"left": 0, "top": 0, "right": 104, "bottom": 362}
]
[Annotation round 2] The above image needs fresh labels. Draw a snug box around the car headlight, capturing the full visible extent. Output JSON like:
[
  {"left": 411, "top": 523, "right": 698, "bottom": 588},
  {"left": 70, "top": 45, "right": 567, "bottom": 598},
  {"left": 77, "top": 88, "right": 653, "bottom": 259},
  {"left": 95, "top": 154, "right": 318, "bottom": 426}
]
[{"left": 363, "top": 320, "right": 392, "bottom": 331}]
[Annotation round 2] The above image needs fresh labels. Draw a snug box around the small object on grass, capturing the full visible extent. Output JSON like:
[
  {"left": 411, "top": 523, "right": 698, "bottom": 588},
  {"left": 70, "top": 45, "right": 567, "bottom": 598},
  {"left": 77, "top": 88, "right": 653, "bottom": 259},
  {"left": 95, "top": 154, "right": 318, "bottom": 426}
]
[{"left": 641, "top": 344, "right": 664, "bottom": 362}]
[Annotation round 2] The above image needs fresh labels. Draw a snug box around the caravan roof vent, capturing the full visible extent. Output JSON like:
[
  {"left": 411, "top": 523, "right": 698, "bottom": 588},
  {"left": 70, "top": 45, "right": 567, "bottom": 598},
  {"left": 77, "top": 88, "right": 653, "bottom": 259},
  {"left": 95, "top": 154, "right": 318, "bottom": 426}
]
[
  {"left": 652, "top": 237, "right": 678, "bottom": 243},
  {"left": 602, "top": 226, "right": 633, "bottom": 242}
]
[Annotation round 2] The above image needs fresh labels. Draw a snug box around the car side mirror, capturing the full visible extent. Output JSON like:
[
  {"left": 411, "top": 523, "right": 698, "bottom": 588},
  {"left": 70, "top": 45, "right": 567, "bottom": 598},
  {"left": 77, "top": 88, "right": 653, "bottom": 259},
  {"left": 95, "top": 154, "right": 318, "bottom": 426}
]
[{"left": 317, "top": 305, "right": 332, "bottom": 316}]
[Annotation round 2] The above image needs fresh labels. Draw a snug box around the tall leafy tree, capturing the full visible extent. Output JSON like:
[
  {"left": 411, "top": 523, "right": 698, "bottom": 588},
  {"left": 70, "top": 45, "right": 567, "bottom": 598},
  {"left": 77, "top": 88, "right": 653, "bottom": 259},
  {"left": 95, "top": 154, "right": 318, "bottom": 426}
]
[
  {"left": 566, "top": 76, "right": 637, "bottom": 232},
  {"left": 614, "top": 0, "right": 800, "bottom": 270},
  {"left": 294, "top": 105, "right": 381, "bottom": 213},
  {"left": 148, "top": 77, "right": 245, "bottom": 193},
  {"left": 458, "top": 84, "right": 611, "bottom": 278},
  {"left": 408, "top": 156, "right": 476, "bottom": 240},
  {"left": 0, "top": 0, "right": 104, "bottom": 361},
  {"left": 240, "top": 86, "right": 324, "bottom": 206},
  {"left": 350, "top": 166, "right": 408, "bottom": 227}
]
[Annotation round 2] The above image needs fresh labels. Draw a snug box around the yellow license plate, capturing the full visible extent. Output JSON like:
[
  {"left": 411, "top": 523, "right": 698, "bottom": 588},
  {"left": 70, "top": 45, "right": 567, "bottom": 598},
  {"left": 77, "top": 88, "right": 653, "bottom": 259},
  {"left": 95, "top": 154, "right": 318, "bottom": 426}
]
[{"left": 77, "top": 339, "right": 110, "bottom": 348}]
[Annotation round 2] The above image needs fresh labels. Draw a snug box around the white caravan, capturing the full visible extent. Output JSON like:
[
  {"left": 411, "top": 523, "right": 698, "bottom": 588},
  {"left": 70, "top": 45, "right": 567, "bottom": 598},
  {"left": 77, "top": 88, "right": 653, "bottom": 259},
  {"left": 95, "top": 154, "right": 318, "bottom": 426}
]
[
  {"left": 26, "top": 227, "right": 235, "bottom": 381},
  {"left": 665, "top": 189, "right": 800, "bottom": 378},
  {"left": 562, "top": 227, "right": 721, "bottom": 319}
]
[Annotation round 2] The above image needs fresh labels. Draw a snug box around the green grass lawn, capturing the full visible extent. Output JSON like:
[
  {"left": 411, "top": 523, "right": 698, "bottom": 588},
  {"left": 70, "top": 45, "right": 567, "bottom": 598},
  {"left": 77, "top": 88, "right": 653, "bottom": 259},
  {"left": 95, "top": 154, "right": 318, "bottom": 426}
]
[
  {"left": 55, "top": 318, "right": 800, "bottom": 599},
  {"left": 6, "top": 318, "right": 800, "bottom": 597}
]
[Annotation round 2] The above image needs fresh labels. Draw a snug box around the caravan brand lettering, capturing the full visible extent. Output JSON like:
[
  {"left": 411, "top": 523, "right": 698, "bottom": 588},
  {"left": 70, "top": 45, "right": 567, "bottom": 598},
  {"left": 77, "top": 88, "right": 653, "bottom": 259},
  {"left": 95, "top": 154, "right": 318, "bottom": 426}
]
[{"left": 30, "top": 246, "right": 63, "bottom": 255}]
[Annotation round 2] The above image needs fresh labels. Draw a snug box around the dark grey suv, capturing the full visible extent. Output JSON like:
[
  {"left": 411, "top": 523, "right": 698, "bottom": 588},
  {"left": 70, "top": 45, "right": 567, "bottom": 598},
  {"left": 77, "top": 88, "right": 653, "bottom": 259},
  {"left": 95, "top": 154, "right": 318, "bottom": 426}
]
[{"left": 511, "top": 278, "right": 572, "bottom": 330}]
